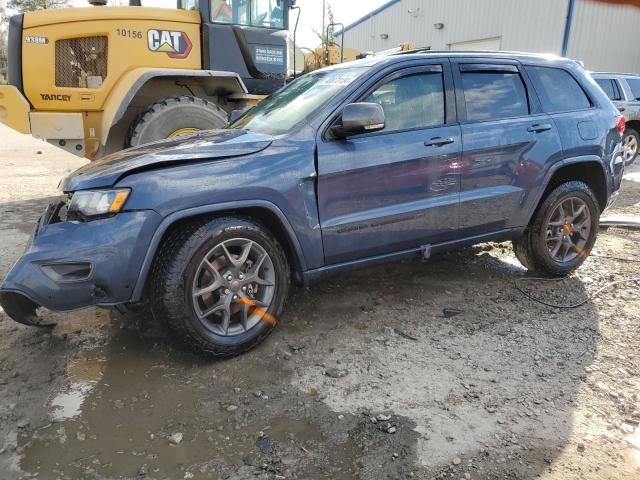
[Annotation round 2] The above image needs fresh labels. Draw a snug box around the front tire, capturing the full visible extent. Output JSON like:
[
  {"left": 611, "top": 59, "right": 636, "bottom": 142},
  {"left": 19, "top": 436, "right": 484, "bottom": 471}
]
[
  {"left": 128, "top": 96, "right": 228, "bottom": 147},
  {"left": 149, "top": 217, "right": 290, "bottom": 357},
  {"left": 513, "top": 181, "right": 599, "bottom": 277}
]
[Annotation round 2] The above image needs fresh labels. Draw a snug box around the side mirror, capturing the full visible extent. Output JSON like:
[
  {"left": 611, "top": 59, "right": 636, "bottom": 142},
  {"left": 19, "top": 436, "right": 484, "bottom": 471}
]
[
  {"left": 333, "top": 102, "right": 385, "bottom": 138},
  {"left": 229, "top": 109, "right": 244, "bottom": 124}
]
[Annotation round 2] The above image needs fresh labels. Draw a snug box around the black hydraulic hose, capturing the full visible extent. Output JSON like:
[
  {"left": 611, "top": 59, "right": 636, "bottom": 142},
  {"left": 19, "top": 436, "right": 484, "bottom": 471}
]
[{"left": 515, "top": 276, "right": 640, "bottom": 309}]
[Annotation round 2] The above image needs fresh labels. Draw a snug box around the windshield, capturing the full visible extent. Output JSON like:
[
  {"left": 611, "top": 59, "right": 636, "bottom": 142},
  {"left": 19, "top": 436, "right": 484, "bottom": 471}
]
[{"left": 232, "top": 67, "right": 369, "bottom": 135}]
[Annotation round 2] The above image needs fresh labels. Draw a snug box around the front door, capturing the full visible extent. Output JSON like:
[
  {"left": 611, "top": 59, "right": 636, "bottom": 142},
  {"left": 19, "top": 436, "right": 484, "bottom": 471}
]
[{"left": 317, "top": 63, "right": 462, "bottom": 265}]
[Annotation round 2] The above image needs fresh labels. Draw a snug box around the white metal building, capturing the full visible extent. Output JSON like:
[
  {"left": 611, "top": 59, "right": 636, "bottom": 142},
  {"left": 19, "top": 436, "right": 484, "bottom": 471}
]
[{"left": 337, "top": 0, "right": 640, "bottom": 73}]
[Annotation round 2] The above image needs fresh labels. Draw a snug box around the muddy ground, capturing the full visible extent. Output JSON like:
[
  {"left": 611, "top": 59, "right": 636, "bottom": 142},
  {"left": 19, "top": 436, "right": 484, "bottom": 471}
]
[{"left": 0, "top": 123, "right": 639, "bottom": 480}]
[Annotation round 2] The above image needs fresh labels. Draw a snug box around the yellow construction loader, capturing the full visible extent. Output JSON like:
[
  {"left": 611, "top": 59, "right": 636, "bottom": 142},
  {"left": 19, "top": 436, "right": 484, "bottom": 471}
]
[
  {"left": 0, "top": 0, "right": 411, "bottom": 160},
  {"left": 0, "top": 0, "right": 296, "bottom": 159}
]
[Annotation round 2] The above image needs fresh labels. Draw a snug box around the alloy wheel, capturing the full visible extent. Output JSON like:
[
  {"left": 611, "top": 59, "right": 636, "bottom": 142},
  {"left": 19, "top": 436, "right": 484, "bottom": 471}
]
[
  {"left": 191, "top": 238, "right": 276, "bottom": 336},
  {"left": 545, "top": 197, "right": 592, "bottom": 263},
  {"left": 623, "top": 132, "right": 638, "bottom": 163}
]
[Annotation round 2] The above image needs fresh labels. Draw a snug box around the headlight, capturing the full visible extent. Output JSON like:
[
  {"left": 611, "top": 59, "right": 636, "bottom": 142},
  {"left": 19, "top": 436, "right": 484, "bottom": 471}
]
[{"left": 68, "top": 189, "right": 130, "bottom": 219}]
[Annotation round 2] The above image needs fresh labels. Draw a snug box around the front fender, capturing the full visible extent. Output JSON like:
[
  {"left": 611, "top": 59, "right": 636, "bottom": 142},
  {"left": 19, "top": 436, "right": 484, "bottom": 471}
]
[{"left": 130, "top": 200, "right": 308, "bottom": 302}]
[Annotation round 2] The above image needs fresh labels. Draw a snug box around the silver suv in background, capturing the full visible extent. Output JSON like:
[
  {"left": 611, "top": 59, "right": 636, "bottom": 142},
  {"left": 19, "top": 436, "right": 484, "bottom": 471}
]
[{"left": 592, "top": 72, "right": 640, "bottom": 165}]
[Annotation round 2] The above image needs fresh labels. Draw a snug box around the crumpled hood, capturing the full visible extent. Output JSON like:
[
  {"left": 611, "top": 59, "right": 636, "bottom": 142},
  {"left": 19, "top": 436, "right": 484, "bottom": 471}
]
[{"left": 61, "top": 129, "right": 273, "bottom": 191}]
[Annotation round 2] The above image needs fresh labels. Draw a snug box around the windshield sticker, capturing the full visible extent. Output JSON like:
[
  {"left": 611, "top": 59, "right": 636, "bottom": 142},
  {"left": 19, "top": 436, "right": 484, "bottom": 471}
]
[{"left": 318, "top": 71, "right": 362, "bottom": 87}]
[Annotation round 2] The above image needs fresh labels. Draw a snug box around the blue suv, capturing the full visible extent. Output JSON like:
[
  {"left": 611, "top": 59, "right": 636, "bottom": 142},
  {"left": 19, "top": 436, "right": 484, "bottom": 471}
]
[{"left": 0, "top": 52, "right": 626, "bottom": 356}]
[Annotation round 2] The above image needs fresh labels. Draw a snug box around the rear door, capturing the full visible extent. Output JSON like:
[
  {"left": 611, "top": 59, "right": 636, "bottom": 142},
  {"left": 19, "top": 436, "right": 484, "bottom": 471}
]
[
  {"left": 526, "top": 65, "right": 602, "bottom": 165},
  {"left": 317, "top": 61, "right": 461, "bottom": 265},
  {"left": 452, "top": 61, "right": 563, "bottom": 237}
]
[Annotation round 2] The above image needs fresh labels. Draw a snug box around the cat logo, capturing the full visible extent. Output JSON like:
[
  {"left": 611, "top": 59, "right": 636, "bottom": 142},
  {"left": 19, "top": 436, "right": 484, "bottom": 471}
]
[{"left": 147, "top": 30, "right": 192, "bottom": 59}]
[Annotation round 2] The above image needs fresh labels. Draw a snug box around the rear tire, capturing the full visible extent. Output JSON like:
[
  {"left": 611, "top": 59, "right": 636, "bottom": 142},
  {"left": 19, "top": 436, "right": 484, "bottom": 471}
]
[
  {"left": 513, "top": 181, "right": 600, "bottom": 277},
  {"left": 128, "top": 96, "right": 228, "bottom": 147},
  {"left": 623, "top": 128, "right": 639, "bottom": 166},
  {"left": 149, "top": 217, "right": 290, "bottom": 357}
]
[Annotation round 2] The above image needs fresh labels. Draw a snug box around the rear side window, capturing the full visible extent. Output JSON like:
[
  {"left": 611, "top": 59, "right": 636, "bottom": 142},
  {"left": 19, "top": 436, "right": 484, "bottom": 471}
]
[
  {"left": 595, "top": 78, "right": 621, "bottom": 101},
  {"left": 626, "top": 78, "right": 640, "bottom": 101},
  {"left": 527, "top": 66, "right": 591, "bottom": 113},
  {"left": 460, "top": 71, "right": 529, "bottom": 121}
]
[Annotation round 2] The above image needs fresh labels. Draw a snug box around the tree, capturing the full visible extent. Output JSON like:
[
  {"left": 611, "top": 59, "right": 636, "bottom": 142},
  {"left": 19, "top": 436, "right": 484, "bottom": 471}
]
[
  {"left": 1, "top": 0, "right": 70, "bottom": 83},
  {"left": 313, "top": 2, "right": 336, "bottom": 47},
  {"left": 0, "top": 17, "right": 7, "bottom": 85},
  {"left": 7, "top": 0, "right": 70, "bottom": 11}
]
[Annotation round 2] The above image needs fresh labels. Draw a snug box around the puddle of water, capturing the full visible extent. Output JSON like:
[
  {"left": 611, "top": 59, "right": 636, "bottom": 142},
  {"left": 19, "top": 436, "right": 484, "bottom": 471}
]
[
  {"left": 53, "top": 308, "right": 110, "bottom": 336},
  {"left": 49, "top": 349, "right": 105, "bottom": 421},
  {"left": 262, "top": 416, "right": 325, "bottom": 444},
  {"left": 50, "top": 384, "right": 94, "bottom": 422}
]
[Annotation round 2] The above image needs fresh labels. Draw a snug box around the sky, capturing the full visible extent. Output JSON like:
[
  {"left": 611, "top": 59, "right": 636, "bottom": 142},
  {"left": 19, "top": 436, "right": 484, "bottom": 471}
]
[
  {"left": 289, "top": 0, "right": 389, "bottom": 49},
  {"left": 58, "top": 0, "right": 390, "bottom": 49}
]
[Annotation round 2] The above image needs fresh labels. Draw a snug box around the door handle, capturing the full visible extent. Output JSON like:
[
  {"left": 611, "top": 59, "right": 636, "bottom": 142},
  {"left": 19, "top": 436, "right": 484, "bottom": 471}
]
[
  {"left": 617, "top": 106, "right": 626, "bottom": 113},
  {"left": 424, "top": 137, "right": 455, "bottom": 147},
  {"left": 527, "top": 123, "right": 552, "bottom": 133}
]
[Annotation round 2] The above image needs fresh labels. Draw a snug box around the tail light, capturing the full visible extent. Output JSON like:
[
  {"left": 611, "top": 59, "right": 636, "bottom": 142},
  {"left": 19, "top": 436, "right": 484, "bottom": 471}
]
[{"left": 617, "top": 116, "right": 626, "bottom": 135}]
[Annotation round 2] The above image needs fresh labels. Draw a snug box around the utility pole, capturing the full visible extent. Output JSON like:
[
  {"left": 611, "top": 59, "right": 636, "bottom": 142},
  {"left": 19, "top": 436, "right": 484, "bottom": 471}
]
[
  {"left": 562, "top": 0, "right": 576, "bottom": 57},
  {"left": 322, "top": 0, "right": 326, "bottom": 43}
]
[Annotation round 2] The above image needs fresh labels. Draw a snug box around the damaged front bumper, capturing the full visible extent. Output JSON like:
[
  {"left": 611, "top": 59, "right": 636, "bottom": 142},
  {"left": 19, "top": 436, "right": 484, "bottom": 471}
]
[{"left": 0, "top": 199, "right": 162, "bottom": 326}]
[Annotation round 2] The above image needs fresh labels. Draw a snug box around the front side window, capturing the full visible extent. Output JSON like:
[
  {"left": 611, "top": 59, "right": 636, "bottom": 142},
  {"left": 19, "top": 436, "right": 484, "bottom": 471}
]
[
  {"left": 211, "top": 0, "right": 284, "bottom": 28},
  {"left": 362, "top": 71, "right": 445, "bottom": 132},
  {"left": 461, "top": 70, "right": 529, "bottom": 121},
  {"left": 232, "top": 67, "right": 369, "bottom": 135},
  {"left": 527, "top": 66, "right": 591, "bottom": 113},
  {"left": 253, "top": 0, "right": 284, "bottom": 28},
  {"left": 626, "top": 78, "right": 640, "bottom": 101}
]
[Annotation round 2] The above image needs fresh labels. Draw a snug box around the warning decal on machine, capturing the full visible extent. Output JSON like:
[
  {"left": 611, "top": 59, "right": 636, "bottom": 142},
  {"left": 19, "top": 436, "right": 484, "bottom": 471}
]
[{"left": 255, "top": 46, "right": 285, "bottom": 66}]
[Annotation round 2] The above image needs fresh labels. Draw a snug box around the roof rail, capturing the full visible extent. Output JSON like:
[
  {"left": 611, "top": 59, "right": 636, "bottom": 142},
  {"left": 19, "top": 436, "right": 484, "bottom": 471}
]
[
  {"left": 392, "top": 49, "right": 568, "bottom": 58},
  {"left": 591, "top": 71, "right": 640, "bottom": 77}
]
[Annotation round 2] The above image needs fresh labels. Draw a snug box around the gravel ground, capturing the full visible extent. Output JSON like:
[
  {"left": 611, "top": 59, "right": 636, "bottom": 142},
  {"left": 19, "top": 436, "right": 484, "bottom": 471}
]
[{"left": 0, "top": 123, "right": 639, "bottom": 480}]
